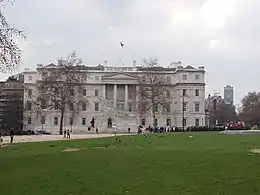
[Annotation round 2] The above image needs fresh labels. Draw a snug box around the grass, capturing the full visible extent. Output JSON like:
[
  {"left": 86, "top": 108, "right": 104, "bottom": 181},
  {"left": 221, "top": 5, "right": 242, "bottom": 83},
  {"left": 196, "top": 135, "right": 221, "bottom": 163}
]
[{"left": 1, "top": 132, "right": 260, "bottom": 195}]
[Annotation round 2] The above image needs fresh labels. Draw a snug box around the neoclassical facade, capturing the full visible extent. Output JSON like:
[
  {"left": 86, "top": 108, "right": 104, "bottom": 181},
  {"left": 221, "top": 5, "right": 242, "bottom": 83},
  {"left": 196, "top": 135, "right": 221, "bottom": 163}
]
[{"left": 23, "top": 64, "right": 206, "bottom": 134}]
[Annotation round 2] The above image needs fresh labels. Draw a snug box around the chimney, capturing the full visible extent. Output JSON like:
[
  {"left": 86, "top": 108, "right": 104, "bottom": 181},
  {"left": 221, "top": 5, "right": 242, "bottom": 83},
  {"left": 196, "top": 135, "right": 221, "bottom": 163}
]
[
  {"left": 133, "top": 60, "right": 137, "bottom": 67},
  {"left": 104, "top": 61, "right": 107, "bottom": 65}
]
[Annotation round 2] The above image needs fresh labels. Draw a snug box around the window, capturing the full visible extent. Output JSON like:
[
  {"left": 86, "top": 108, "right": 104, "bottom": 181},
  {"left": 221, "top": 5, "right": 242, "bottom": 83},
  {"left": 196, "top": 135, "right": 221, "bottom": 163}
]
[
  {"left": 83, "top": 89, "right": 87, "bottom": 96},
  {"left": 27, "top": 102, "right": 32, "bottom": 110},
  {"left": 69, "top": 103, "right": 74, "bottom": 111},
  {"left": 82, "top": 103, "right": 86, "bottom": 111},
  {"left": 41, "top": 116, "right": 45, "bottom": 125},
  {"left": 116, "top": 103, "right": 124, "bottom": 110},
  {"left": 28, "top": 89, "right": 32, "bottom": 97},
  {"left": 27, "top": 117, "right": 32, "bottom": 124},
  {"left": 41, "top": 99, "right": 47, "bottom": 109},
  {"left": 141, "top": 119, "right": 146, "bottom": 126},
  {"left": 128, "top": 103, "right": 133, "bottom": 112},
  {"left": 95, "top": 76, "right": 99, "bottom": 80},
  {"left": 28, "top": 76, "right": 32, "bottom": 81},
  {"left": 154, "top": 104, "right": 158, "bottom": 112},
  {"left": 166, "top": 90, "right": 171, "bottom": 98},
  {"left": 164, "top": 104, "right": 170, "bottom": 113},
  {"left": 167, "top": 77, "right": 171, "bottom": 83},
  {"left": 70, "top": 89, "right": 74, "bottom": 96},
  {"left": 69, "top": 118, "right": 73, "bottom": 125},
  {"left": 195, "top": 89, "right": 199, "bottom": 97},
  {"left": 54, "top": 117, "right": 58, "bottom": 125},
  {"left": 183, "top": 118, "right": 187, "bottom": 127},
  {"left": 182, "top": 75, "right": 187, "bottom": 80},
  {"left": 195, "top": 103, "right": 200, "bottom": 112},
  {"left": 154, "top": 119, "right": 158, "bottom": 126},
  {"left": 183, "top": 102, "right": 187, "bottom": 111},
  {"left": 82, "top": 118, "right": 86, "bottom": 125},
  {"left": 54, "top": 102, "right": 59, "bottom": 110},
  {"left": 141, "top": 76, "right": 146, "bottom": 82},
  {"left": 183, "top": 89, "right": 187, "bottom": 96},
  {"left": 95, "top": 89, "right": 99, "bottom": 97},
  {"left": 54, "top": 88, "right": 58, "bottom": 95},
  {"left": 166, "top": 119, "right": 171, "bottom": 126},
  {"left": 95, "top": 102, "right": 99, "bottom": 111},
  {"left": 195, "top": 75, "right": 200, "bottom": 80},
  {"left": 195, "top": 119, "right": 200, "bottom": 126}
]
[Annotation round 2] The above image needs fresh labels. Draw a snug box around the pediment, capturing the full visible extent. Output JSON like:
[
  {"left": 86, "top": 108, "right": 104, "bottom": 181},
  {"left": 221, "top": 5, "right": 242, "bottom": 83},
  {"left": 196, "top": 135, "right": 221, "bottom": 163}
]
[{"left": 102, "top": 73, "right": 139, "bottom": 80}]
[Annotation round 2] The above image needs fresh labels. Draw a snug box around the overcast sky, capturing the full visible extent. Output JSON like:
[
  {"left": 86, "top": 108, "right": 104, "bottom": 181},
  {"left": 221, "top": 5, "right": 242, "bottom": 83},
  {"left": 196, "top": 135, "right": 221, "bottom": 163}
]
[{"left": 2, "top": 0, "right": 259, "bottom": 104}]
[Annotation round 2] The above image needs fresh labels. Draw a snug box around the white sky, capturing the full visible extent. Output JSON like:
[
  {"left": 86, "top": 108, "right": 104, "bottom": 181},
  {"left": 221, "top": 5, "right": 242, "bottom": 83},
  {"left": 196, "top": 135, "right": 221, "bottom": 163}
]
[{"left": 1, "top": 0, "right": 259, "bottom": 105}]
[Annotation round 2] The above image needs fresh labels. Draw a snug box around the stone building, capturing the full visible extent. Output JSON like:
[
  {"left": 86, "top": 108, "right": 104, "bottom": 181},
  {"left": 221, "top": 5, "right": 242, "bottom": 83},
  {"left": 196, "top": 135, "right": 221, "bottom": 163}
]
[{"left": 23, "top": 64, "right": 206, "bottom": 134}]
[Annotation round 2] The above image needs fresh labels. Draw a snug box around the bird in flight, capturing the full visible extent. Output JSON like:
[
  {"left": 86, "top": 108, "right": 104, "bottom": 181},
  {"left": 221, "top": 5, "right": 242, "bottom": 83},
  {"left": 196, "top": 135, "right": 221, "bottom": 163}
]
[{"left": 120, "top": 42, "right": 124, "bottom": 48}]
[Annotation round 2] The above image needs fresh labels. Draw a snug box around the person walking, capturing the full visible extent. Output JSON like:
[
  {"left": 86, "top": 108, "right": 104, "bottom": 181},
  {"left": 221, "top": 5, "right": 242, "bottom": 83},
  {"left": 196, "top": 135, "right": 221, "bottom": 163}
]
[
  {"left": 0, "top": 130, "right": 3, "bottom": 147},
  {"left": 128, "top": 127, "right": 131, "bottom": 134},
  {"left": 10, "top": 129, "right": 14, "bottom": 144},
  {"left": 67, "top": 129, "right": 70, "bottom": 139},
  {"left": 63, "top": 129, "right": 66, "bottom": 138}
]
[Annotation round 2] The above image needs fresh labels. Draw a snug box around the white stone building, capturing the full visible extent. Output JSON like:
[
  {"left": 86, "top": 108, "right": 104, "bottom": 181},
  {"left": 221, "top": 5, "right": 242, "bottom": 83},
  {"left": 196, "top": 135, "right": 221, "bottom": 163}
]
[{"left": 23, "top": 64, "right": 206, "bottom": 134}]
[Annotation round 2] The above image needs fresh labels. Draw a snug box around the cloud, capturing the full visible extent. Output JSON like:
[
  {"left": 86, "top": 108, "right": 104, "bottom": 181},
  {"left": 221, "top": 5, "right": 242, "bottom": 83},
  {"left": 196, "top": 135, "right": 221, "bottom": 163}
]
[{"left": 2, "top": 0, "right": 260, "bottom": 104}]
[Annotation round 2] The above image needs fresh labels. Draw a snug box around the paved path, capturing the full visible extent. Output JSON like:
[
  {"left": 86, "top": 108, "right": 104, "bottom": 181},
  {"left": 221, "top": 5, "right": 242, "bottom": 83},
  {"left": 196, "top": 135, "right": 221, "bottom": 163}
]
[{"left": 1, "top": 134, "right": 128, "bottom": 144}]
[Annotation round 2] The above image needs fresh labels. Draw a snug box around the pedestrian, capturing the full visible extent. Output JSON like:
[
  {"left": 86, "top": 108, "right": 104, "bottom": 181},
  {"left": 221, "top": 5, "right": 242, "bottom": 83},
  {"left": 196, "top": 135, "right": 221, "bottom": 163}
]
[
  {"left": 96, "top": 127, "right": 99, "bottom": 134},
  {"left": 113, "top": 124, "right": 118, "bottom": 136},
  {"left": 10, "top": 129, "right": 14, "bottom": 144},
  {"left": 67, "top": 129, "right": 70, "bottom": 139},
  {"left": 128, "top": 127, "right": 131, "bottom": 134},
  {"left": 63, "top": 129, "right": 66, "bottom": 138},
  {"left": 0, "top": 130, "right": 3, "bottom": 147}
]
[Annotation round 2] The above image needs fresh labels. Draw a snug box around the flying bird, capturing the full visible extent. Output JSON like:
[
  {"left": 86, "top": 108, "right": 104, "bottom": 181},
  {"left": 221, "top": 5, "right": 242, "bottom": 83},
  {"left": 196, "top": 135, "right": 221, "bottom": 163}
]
[{"left": 120, "top": 42, "right": 124, "bottom": 48}]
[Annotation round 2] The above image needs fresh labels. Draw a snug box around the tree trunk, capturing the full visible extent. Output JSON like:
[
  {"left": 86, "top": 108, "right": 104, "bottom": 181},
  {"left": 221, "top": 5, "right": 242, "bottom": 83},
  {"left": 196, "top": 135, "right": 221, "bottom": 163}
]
[
  {"left": 152, "top": 104, "right": 156, "bottom": 127},
  {"left": 59, "top": 109, "right": 64, "bottom": 135}
]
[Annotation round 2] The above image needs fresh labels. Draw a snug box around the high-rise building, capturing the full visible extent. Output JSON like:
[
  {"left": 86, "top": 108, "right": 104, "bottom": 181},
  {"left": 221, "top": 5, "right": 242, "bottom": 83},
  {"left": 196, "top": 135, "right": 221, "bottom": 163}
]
[{"left": 224, "top": 85, "right": 234, "bottom": 105}]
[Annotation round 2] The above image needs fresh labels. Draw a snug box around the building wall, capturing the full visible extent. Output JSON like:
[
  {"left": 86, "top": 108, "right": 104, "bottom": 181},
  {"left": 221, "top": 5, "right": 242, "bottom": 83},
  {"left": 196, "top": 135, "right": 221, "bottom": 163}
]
[{"left": 23, "top": 65, "right": 206, "bottom": 134}]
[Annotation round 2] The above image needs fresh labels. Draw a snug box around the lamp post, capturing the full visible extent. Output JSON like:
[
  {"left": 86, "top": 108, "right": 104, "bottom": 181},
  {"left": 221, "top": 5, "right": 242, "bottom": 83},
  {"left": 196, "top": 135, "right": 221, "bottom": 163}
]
[{"left": 182, "top": 89, "right": 185, "bottom": 131}]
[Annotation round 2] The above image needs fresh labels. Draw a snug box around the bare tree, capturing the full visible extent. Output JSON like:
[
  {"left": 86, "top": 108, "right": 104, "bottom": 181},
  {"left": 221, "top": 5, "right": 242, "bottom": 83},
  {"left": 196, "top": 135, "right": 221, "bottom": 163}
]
[
  {"left": 238, "top": 91, "right": 260, "bottom": 126},
  {"left": 32, "top": 52, "right": 87, "bottom": 134},
  {"left": 0, "top": 0, "right": 25, "bottom": 72},
  {"left": 138, "top": 57, "right": 172, "bottom": 127}
]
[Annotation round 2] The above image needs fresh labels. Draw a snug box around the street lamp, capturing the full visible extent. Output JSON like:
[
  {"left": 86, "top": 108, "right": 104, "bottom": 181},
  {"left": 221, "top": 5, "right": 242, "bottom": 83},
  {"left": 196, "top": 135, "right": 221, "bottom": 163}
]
[{"left": 182, "top": 89, "right": 185, "bottom": 131}]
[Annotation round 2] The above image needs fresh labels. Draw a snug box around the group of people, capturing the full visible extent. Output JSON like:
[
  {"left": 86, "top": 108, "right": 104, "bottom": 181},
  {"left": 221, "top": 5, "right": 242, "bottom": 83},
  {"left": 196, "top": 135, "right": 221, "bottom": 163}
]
[{"left": 63, "top": 129, "right": 71, "bottom": 139}]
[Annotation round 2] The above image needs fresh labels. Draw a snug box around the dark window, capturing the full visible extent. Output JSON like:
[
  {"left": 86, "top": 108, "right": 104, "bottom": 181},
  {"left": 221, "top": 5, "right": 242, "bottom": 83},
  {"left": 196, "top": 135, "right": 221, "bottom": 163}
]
[
  {"left": 41, "top": 99, "right": 47, "bottom": 109},
  {"left": 70, "top": 89, "right": 74, "bottom": 96},
  {"left": 183, "top": 89, "right": 187, "bottom": 96},
  {"left": 141, "top": 119, "right": 146, "bottom": 126},
  {"left": 183, "top": 102, "right": 187, "bottom": 111},
  {"left": 82, "top": 118, "right": 86, "bottom": 125},
  {"left": 183, "top": 118, "right": 187, "bottom": 127},
  {"left": 154, "top": 119, "right": 158, "bottom": 126},
  {"left": 41, "top": 116, "right": 45, "bottom": 125},
  {"left": 95, "top": 103, "right": 99, "bottom": 111},
  {"left": 28, "top": 89, "right": 32, "bottom": 97},
  {"left": 28, "top": 117, "right": 31, "bottom": 124},
  {"left": 195, "top": 103, "right": 200, "bottom": 112},
  {"left": 82, "top": 103, "right": 86, "bottom": 111},
  {"left": 182, "top": 75, "right": 187, "bottom": 80},
  {"left": 27, "top": 102, "right": 32, "bottom": 110},
  {"left": 165, "top": 104, "right": 170, "bottom": 113},
  {"left": 195, "top": 89, "right": 199, "bottom": 96},
  {"left": 83, "top": 89, "right": 87, "bottom": 96},
  {"left": 54, "top": 102, "right": 59, "bottom": 110},
  {"left": 195, "top": 119, "right": 199, "bottom": 126},
  {"left": 195, "top": 75, "right": 199, "bottom": 80},
  {"left": 69, "top": 118, "right": 73, "bottom": 125},
  {"left": 54, "top": 117, "right": 58, "bottom": 125},
  {"left": 69, "top": 103, "right": 74, "bottom": 111},
  {"left": 95, "top": 89, "right": 99, "bottom": 97},
  {"left": 166, "top": 119, "right": 171, "bottom": 126}
]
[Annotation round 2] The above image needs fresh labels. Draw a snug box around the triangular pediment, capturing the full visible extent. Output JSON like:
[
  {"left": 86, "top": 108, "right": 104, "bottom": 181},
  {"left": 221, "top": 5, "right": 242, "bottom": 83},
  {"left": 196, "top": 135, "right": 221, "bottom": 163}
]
[{"left": 102, "top": 73, "right": 139, "bottom": 80}]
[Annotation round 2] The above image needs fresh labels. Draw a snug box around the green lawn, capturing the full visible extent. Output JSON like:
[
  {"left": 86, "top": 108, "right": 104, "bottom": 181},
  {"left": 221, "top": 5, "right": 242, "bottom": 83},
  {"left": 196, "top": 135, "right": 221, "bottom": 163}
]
[{"left": 1, "top": 133, "right": 260, "bottom": 195}]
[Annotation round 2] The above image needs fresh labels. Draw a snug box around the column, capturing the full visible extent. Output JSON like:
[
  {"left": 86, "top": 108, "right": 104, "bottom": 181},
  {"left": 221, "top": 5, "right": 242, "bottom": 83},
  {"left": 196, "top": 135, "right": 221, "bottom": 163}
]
[
  {"left": 124, "top": 84, "right": 128, "bottom": 110},
  {"left": 136, "top": 85, "right": 139, "bottom": 106},
  {"left": 113, "top": 84, "right": 117, "bottom": 108},
  {"left": 102, "top": 85, "right": 106, "bottom": 99}
]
